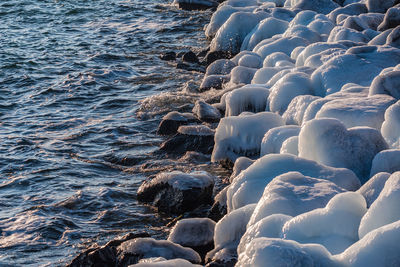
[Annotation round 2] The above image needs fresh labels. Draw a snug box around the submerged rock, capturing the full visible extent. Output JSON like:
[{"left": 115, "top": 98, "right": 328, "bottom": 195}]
[
  {"left": 157, "top": 111, "right": 199, "bottom": 136},
  {"left": 174, "top": 0, "right": 218, "bottom": 11},
  {"left": 137, "top": 171, "right": 215, "bottom": 214},
  {"left": 160, "top": 51, "right": 176, "bottom": 61}
]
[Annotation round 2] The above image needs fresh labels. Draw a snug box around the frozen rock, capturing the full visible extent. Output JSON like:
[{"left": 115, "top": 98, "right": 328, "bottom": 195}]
[
  {"left": 192, "top": 100, "right": 221, "bottom": 121},
  {"left": 290, "top": 0, "right": 340, "bottom": 15},
  {"left": 378, "top": 6, "right": 400, "bottom": 31},
  {"left": 168, "top": 218, "right": 215, "bottom": 258},
  {"left": 283, "top": 95, "right": 321, "bottom": 125},
  {"left": 205, "top": 59, "right": 236, "bottom": 76},
  {"left": 327, "top": 26, "right": 370, "bottom": 43},
  {"left": 160, "top": 125, "right": 215, "bottom": 155},
  {"left": 211, "top": 112, "right": 284, "bottom": 163},
  {"left": 237, "top": 238, "right": 341, "bottom": 267},
  {"left": 328, "top": 3, "right": 368, "bottom": 23},
  {"left": 338, "top": 220, "right": 400, "bottom": 267},
  {"left": 237, "top": 214, "right": 292, "bottom": 255},
  {"left": 200, "top": 74, "right": 230, "bottom": 91},
  {"left": 224, "top": 85, "right": 269, "bottom": 116},
  {"left": 137, "top": 171, "right": 214, "bottom": 214},
  {"left": 357, "top": 172, "right": 390, "bottom": 208},
  {"left": 386, "top": 25, "right": 400, "bottom": 49},
  {"left": 118, "top": 238, "right": 201, "bottom": 265},
  {"left": 255, "top": 36, "right": 310, "bottom": 60},
  {"left": 296, "top": 42, "right": 347, "bottom": 67},
  {"left": 370, "top": 149, "right": 400, "bottom": 176},
  {"left": 241, "top": 17, "right": 289, "bottom": 51},
  {"left": 209, "top": 186, "right": 228, "bottom": 221},
  {"left": 369, "top": 69, "right": 400, "bottom": 99},
  {"left": 368, "top": 28, "right": 393, "bottom": 46},
  {"left": 230, "top": 157, "right": 255, "bottom": 182},
  {"left": 260, "top": 125, "right": 300, "bottom": 156},
  {"left": 229, "top": 66, "right": 257, "bottom": 85},
  {"left": 282, "top": 192, "right": 367, "bottom": 254},
  {"left": 210, "top": 11, "right": 268, "bottom": 55},
  {"left": 237, "top": 54, "right": 262, "bottom": 68},
  {"left": 268, "top": 72, "right": 314, "bottom": 114},
  {"left": 280, "top": 136, "right": 299, "bottom": 155},
  {"left": 359, "top": 172, "right": 400, "bottom": 238},
  {"left": 299, "top": 118, "right": 388, "bottom": 182},
  {"left": 263, "top": 52, "right": 294, "bottom": 67},
  {"left": 227, "top": 154, "right": 360, "bottom": 212},
  {"left": 283, "top": 25, "right": 321, "bottom": 44},
  {"left": 303, "top": 48, "right": 346, "bottom": 68},
  {"left": 206, "top": 204, "right": 256, "bottom": 266},
  {"left": 132, "top": 258, "right": 201, "bottom": 266},
  {"left": 248, "top": 171, "right": 347, "bottom": 226},
  {"left": 381, "top": 100, "right": 400, "bottom": 148},
  {"left": 251, "top": 66, "right": 289, "bottom": 84},
  {"left": 157, "top": 112, "right": 198, "bottom": 136},
  {"left": 366, "top": 0, "right": 397, "bottom": 13},
  {"left": 315, "top": 95, "right": 396, "bottom": 130}
]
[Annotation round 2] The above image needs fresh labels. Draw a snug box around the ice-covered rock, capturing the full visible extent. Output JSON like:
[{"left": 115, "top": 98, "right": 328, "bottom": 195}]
[
  {"left": 229, "top": 66, "right": 258, "bottom": 85},
  {"left": 328, "top": 3, "right": 368, "bottom": 23},
  {"left": 260, "top": 125, "right": 300, "bottom": 156},
  {"left": 263, "top": 52, "right": 294, "bottom": 67},
  {"left": 210, "top": 11, "right": 268, "bottom": 55},
  {"left": 268, "top": 72, "right": 315, "bottom": 114},
  {"left": 357, "top": 172, "right": 390, "bottom": 208},
  {"left": 131, "top": 258, "right": 201, "bottom": 266},
  {"left": 378, "top": 6, "right": 400, "bottom": 31},
  {"left": 381, "top": 100, "right": 400, "bottom": 148},
  {"left": 283, "top": 25, "right": 321, "bottom": 44},
  {"left": 327, "top": 26, "right": 370, "bottom": 43},
  {"left": 248, "top": 171, "right": 348, "bottom": 226},
  {"left": 315, "top": 95, "right": 396, "bottom": 130},
  {"left": 312, "top": 45, "right": 400, "bottom": 96},
  {"left": 227, "top": 154, "right": 360, "bottom": 212},
  {"left": 157, "top": 112, "right": 198, "bottom": 136},
  {"left": 369, "top": 69, "right": 400, "bottom": 100},
  {"left": 237, "top": 54, "right": 262, "bottom": 68},
  {"left": 280, "top": 136, "right": 299, "bottom": 155},
  {"left": 224, "top": 85, "right": 269, "bottom": 116},
  {"left": 211, "top": 112, "right": 284, "bottom": 163},
  {"left": 206, "top": 204, "right": 256, "bottom": 266},
  {"left": 237, "top": 238, "right": 341, "bottom": 267},
  {"left": 205, "top": 59, "right": 236, "bottom": 76},
  {"left": 282, "top": 192, "right": 367, "bottom": 254},
  {"left": 358, "top": 172, "right": 400, "bottom": 239},
  {"left": 289, "top": 0, "right": 340, "bottom": 15},
  {"left": 118, "top": 238, "right": 201, "bottom": 265},
  {"left": 251, "top": 66, "right": 289, "bottom": 84},
  {"left": 230, "top": 156, "right": 255, "bottom": 183},
  {"left": 296, "top": 42, "right": 347, "bottom": 67},
  {"left": 255, "top": 36, "right": 310, "bottom": 60},
  {"left": 192, "top": 100, "right": 221, "bottom": 121},
  {"left": 368, "top": 28, "right": 393, "bottom": 46},
  {"left": 137, "top": 171, "right": 214, "bottom": 214},
  {"left": 366, "top": 0, "right": 397, "bottom": 13},
  {"left": 283, "top": 95, "right": 321, "bottom": 125},
  {"left": 299, "top": 118, "right": 388, "bottom": 182},
  {"left": 241, "top": 17, "right": 289, "bottom": 51},
  {"left": 338, "top": 220, "right": 400, "bottom": 267},
  {"left": 370, "top": 149, "right": 400, "bottom": 176},
  {"left": 237, "top": 214, "right": 292, "bottom": 255},
  {"left": 200, "top": 74, "right": 230, "bottom": 91}
]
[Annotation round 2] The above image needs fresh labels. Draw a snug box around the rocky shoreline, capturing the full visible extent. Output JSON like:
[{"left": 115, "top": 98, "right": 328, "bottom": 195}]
[{"left": 69, "top": 0, "right": 400, "bottom": 266}]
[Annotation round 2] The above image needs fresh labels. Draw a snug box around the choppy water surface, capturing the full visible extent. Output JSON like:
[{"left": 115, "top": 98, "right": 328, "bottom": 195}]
[{"left": 0, "top": 1, "right": 213, "bottom": 265}]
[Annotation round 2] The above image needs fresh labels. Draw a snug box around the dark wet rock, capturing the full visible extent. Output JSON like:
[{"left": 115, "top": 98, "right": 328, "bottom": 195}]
[
  {"left": 197, "top": 46, "right": 210, "bottom": 58},
  {"left": 67, "top": 232, "right": 150, "bottom": 267},
  {"left": 200, "top": 74, "right": 230, "bottom": 91},
  {"left": 378, "top": 6, "right": 400, "bottom": 31},
  {"left": 137, "top": 171, "right": 215, "bottom": 214},
  {"left": 367, "top": 0, "right": 399, "bottom": 13},
  {"left": 205, "top": 59, "right": 236, "bottom": 76},
  {"left": 174, "top": 0, "right": 218, "bottom": 11},
  {"left": 160, "top": 51, "right": 176, "bottom": 61},
  {"left": 117, "top": 237, "right": 201, "bottom": 265},
  {"left": 205, "top": 246, "right": 237, "bottom": 267},
  {"left": 182, "top": 51, "right": 199, "bottom": 63},
  {"left": 176, "top": 62, "right": 205, "bottom": 72},
  {"left": 179, "top": 151, "right": 211, "bottom": 163},
  {"left": 160, "top": 125, "right": 215, "bottom": 155},
  {"left": 157, "top": 111, "right": 199, "bottom": 136},
  {"left": 168, "top": 218, "right": 216, "bottom": 260},
  {"left": 208, "top": 186, "right": 228, "bottom": 222},
  {"left": 192, "top": 100, "right": 221, "bottom": 122},
  {"left": 203, "top": 51, "right": 232, "bottom": 66}
]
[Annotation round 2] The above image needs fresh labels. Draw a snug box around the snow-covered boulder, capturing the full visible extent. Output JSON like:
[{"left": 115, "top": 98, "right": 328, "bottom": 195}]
[
  {"left": 137, "top": 171, "right": 214, "bottom": 214},
  {"left": 381, "top": 100, "right": 400, "bottom": 148},
  {"left": 283, "top": 95, "right": 321, "bottom": 125},
  {"left": 251, "top": 66, "right": 289, "bottom": 84},
  {"left": 205, "top": 59, "right": 236, "bottom": 76},
  {"left": 260, "top": 125, "right": 300, "bottom": 156},
  {"left": 224, "top": 85, "right": 269, "bottom": 116},
  {"left": 118, "top": 238, "right": 201, "bottom": 265},
  {"left": 298, "top": 118, "right": 388, "bottom": 182},
  {"left": 255, "top": 36, "right": 310, "bottom": 60},
  {"left": 358, "top": 172, "right": 400, "bottom": 239},
  {"left": 282, "top": 192, "right": 367, "bottom": 254},
  {"left": 369, "top": 69, "right": 400, "bottom": 100},
  {"left": 296, "top": 42, "right": 347, "bottom": 67},
  {"left": 211, "top": 112, "right": 284, "bottom": 163},
  {"left": 229, "top": 66, "right": 258, "bottom": 85},
  {"left": 370, "top": 149, "right": 400, "bottom": 176},
  {"left": 357, "top": 172, "right": 390, "bottom": 208},
  {"left": 248, "top": 171, "right": 347, "bottom": 226},
  {"left": 280, "top": 136, "right": 299, "bottom": 155},
  {"left": 227, "top": 154, "right": 360, "bottom": 212}
]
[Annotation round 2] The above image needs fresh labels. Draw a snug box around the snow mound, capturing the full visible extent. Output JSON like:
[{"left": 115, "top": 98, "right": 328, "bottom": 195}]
[
  {"left": 298, "top": 118, "right": 388, "bottom": 182},
  {"left": 260, "top": 125, "right": 300, "bottom": 156}
]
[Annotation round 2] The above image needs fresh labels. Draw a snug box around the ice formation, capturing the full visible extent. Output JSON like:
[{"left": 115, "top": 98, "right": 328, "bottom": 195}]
[
  {"left": 168, "top": 218, "right": 215, "bottom": 247},
  {"left": 260, "top": 125, "right": 300, "bottom": 156}
]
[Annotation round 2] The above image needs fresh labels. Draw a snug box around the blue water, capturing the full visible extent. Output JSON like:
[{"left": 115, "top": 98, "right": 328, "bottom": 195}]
[{"left": 0, "top": 1, "right": 212, "bottom": 265}]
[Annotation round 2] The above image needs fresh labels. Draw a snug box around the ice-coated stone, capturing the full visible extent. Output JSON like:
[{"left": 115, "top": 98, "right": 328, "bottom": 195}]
[
  {"left": 315, "top": 95, "right": 396, "bottom": 130},
  {"left": 230, "top": 156, "right": 254, "bottom": 183},
  {"left": 328, "top": 3, "right": 368, "bottom": 23},
  {"left": 296, "top": 42, "right": 347, "bottom": 67},
  {"left": 338, "top": 220, "right": 400, "bottom": 267},
  {"left": 366, "top": 0, "right": 397, "bottom": 13},
  {"left": 118, "top": 237, "right": 201, "bottom": 265},
  {"left": 290, "top": 0, "right": 340, "bottom": 15},
  {"left": 205, "top": 59, "right": 236, "bottom": 76},
  {"left": 237, "top": 54, "right": 262, "bottom": 68},
  {"left": 369, "top": 69, "right": 400, "bottom": 100},
  {"left": 260, "top": 125, "right": 300, "bottom": 156},
  {"left": 282, "top": 192, "right": 367, "bottom": 254},
  {"left": 224, "top": 85, "right": 269, "bottom": 116},
  {"left": 157, "top": 112, "right": 198, "bottom": 136},
  {"left": 282, "top": 25, "right": 321, "bottom": 44},
  {"left": 248, "top": 171, "right": 347, "bottom": 226},
  {"left": 227, "top": 154, "right": 360, "bottom": 212},
  {"left": 299, "top": 118, "right": 388, "bottom": 182},
  {"left": 381, "top": 100, "right": 400, "bottom": 148},
  {"left": 251, "top": 66, "right": 289, "bottom": 84},
  {"left": 200, "top": 74, "right": 230, "bottom": 91},
  {"left": 357, "top": 172, "right": 390, "bottom": 208},
  {"left": 358, "top": 172, "right": 400, "bottom": 239},
  {"left": 237, "top": 238, "right": 341, "bottom": 267},
  {"left": 378, "top": 6, "right": 400, "bottom": 31},
  {"left": 263, "top": 52, "right": 294, "bottom": 67},
  {"left": 137, "top": 171, "right": 214, "bottom": 214},
  {"left": 237, "top": 214, "right": 292, "bottom": 255},
  {"left": 280, "top": 136, "right": 299, "bottom": 155},
  {"left": 386, "top": 25, "right": 400, "bottom": 49},
  {"left": 370, "top": 149, "right": 400, "bottom": 176},
  {"left": 211, "top": 112, "right": 284, "bottom": 163},
  {"left": 229, "top": 66, "right": 257, "bottom": 85},
  {"left": 283, "top": 95, "right": 321, "bottom": 125},
  {"left": 192, "top": 100, "right": 221, "bottom": 121},
  {"left": 255, "top": 36, "right": 310, "bottom": 60}
]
